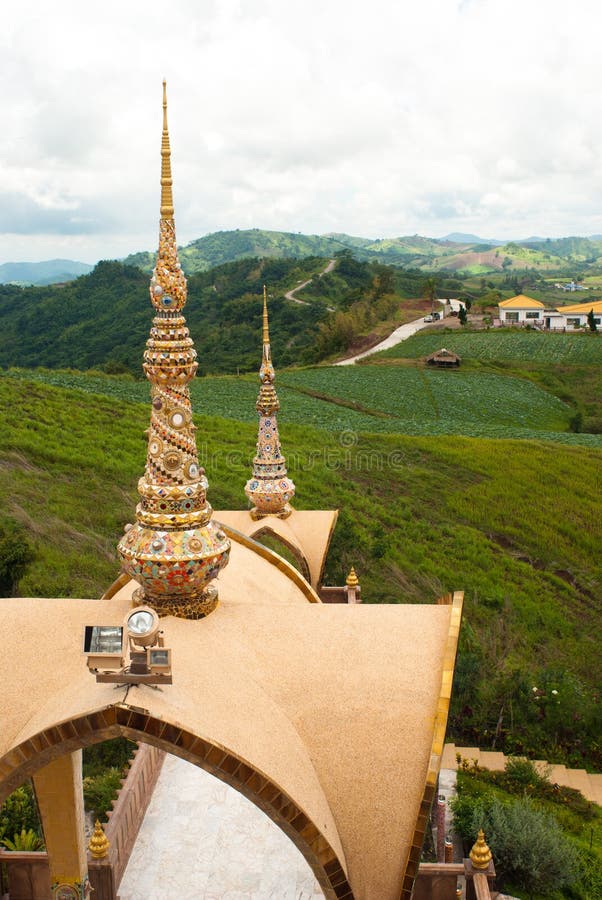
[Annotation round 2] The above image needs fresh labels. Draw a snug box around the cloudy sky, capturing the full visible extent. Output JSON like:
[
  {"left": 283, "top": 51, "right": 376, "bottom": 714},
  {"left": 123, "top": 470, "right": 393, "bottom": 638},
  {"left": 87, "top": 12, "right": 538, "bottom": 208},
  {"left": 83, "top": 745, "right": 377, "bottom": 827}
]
[{"left": 3, "top": 0, "right": 602, "bottom": 263}]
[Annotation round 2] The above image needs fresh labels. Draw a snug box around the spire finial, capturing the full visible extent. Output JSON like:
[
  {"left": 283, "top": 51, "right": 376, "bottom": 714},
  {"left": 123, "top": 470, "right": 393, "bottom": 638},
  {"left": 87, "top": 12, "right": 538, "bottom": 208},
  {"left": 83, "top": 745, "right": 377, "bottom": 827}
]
[
  {"left": 88, "top": 820, "right": 110, "bottom": 859},
  {"left": 346, "top": 566, "right": 359, "bottom": 588},
  {"left": 160, "top": 79, "right": 174, "bottom": 218},
  {"left": 262, "top": 284, "right": 270, "bottom": 345},
  {"left": 117, "top": 83, "right": 230, "bottom": 619},
  {"left": 245, "top": 285, "right": 295, "bottom": 519},
  {"left": 469, "top": 829, "right": 492, "bottom": 870}
]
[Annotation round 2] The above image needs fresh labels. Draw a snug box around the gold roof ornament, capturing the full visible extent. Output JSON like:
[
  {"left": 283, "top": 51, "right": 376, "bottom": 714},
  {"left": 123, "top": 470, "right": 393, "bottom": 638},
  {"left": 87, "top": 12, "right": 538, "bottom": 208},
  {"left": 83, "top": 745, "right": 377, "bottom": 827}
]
[
  {"left": 88, "top": 820, "right": 109, "bottom": 859},
  {"left": 117, "top": 81, "right": 230, "bottom": 619},
  {"left": 469, "top": 829, "right": 492, "bottom": 870},
  {"left": 346, "top": 566, "right": 359, "bottom": 588},
  {"left": 245, "top": 285, "right": 295, "bottom": 519}
]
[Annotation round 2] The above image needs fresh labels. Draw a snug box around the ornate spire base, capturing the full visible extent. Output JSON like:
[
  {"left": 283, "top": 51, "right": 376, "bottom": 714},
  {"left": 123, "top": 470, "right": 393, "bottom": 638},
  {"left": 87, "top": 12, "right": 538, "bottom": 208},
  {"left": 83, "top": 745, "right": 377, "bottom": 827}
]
[
  {"left": 119, "top": 520, "right": 228, "bottom": 619},
  {"left": 249, "top": 501, "right": 293, "bottom": 521},
  {"left": 131, "top": 582, "right": 219, "bottom": 620}
]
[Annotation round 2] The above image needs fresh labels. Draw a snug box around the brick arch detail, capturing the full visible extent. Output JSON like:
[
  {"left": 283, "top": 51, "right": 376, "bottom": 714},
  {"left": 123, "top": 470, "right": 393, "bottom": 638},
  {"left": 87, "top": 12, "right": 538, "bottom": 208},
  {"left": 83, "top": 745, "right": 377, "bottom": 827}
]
[{"left": 0, "top": 703, "right": 353, "bottom": 900}]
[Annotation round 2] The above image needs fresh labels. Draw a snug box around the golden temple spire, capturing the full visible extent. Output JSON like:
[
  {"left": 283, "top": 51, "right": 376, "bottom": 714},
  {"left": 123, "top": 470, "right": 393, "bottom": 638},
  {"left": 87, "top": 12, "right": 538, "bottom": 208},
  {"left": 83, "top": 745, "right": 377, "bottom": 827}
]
[
  {"left": 245, "top": 286, "right": 295, "bottom": 519},
  {"left": 117, "top": 82, "right": 230, "bottom": 619},
  {"left": 160, "top": 79, "right": 174, "bottom": 218}
]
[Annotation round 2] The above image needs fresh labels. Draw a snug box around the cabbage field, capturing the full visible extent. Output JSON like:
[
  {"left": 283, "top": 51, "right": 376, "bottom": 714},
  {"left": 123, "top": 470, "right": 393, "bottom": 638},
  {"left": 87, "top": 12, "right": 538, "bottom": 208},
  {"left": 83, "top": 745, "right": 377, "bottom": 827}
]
[
  {"left": 376, "top": 330, "right": 602, "bottom": 363},
  {"left": 6, "top": 365, "right": 602, "bottom": 446}
]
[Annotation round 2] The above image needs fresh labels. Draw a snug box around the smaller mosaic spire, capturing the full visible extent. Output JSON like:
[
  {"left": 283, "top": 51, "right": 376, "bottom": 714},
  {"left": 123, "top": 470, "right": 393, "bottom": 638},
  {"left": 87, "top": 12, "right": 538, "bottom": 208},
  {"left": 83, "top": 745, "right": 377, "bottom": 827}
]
[{"left": 245, "top": 286, "right": 295, "bottom": 519}]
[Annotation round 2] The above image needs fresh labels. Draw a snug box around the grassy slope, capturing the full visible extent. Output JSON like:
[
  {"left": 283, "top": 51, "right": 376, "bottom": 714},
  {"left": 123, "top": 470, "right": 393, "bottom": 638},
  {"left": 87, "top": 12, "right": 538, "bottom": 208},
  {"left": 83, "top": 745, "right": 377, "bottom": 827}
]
[
  {"left": 1, "top": 373, "right": 601, "bottom": 765},
  {"left": 9, "top": 365, "right": 602, "bottom": 447}
]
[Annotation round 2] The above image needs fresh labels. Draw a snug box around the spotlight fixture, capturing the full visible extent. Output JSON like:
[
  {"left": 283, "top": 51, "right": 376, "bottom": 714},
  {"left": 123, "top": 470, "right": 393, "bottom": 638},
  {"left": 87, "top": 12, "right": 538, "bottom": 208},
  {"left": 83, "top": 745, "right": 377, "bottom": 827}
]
[
  {"left": 83, "top": 626, "right": 124, "bottom": 672},
  {"left": 126, "top": 606, "right": 160, "bottom": 649},
  {"left": 84, "top": 605, "right": 172, "bottom": 685}
]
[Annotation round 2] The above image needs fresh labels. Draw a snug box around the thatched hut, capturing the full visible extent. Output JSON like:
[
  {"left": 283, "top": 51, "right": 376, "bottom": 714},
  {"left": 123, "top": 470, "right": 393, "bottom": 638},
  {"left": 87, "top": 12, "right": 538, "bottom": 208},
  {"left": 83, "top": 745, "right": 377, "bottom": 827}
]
[{"left": 425, "top": 348, "right": 461, "bottom": 367}]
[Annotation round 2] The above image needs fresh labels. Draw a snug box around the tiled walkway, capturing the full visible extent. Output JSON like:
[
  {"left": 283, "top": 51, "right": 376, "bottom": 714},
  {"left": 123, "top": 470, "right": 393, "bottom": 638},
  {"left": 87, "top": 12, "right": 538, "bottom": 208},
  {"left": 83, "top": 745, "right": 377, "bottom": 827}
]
[{"left": 119, "top": 754, "right": 324, "bottom": 900}]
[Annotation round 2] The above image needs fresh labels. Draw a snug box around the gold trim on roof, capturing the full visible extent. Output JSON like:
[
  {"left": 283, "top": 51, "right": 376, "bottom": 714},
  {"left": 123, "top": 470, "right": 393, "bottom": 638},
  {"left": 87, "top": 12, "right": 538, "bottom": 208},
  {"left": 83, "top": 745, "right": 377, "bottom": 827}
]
[{"left": 400, "top": 590, "right": 464, "bottom": 900}]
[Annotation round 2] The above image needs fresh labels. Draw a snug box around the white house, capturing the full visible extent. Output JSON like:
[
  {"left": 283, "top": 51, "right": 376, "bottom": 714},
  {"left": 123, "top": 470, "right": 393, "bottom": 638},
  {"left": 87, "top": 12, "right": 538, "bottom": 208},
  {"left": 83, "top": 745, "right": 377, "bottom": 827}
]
[
  {"left": 552, "top": 299, "right": 602, "bottom": 330},
  {"left": 498, "top": 294, "right": 545, "bottom": 325}
]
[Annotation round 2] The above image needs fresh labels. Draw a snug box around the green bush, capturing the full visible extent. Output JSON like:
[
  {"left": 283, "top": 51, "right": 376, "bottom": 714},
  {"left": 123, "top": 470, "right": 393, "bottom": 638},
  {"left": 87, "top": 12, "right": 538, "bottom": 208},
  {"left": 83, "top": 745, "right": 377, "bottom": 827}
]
[
  {"left": 82, "top": 769, "right": 123, "bottom": 822},
  {"left": 453, "top": 794, "right": 581, "bottom": 896},
  {"left": 0, "top": 828, "right": 44, "bottom": 851},
  {"left": 0, "top": 517, "right": 32, "bottom": 596},
  {"left": 82, "top": 738, "right": 135, "bottom": 778},
  {"left": 0, "top": 783, "right": 42, "bottom": 845}
]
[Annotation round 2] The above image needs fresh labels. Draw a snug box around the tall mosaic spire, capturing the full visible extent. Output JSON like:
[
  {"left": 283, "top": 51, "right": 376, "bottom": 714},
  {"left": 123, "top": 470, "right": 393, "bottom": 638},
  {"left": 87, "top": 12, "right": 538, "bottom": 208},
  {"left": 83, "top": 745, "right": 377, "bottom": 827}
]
[
  {"left": 244, "top": 286, "right": 295, "bottom": 518},
  {"left": 117, "top": 81, "right": 230, "bottom": 619}
]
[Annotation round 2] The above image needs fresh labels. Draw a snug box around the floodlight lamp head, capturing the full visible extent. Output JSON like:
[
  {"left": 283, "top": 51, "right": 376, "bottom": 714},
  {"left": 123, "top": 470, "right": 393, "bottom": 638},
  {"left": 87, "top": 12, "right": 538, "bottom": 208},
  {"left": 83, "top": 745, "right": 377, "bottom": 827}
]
[{"left": 125, "top": 605, "right": 160, "bottom": 649}]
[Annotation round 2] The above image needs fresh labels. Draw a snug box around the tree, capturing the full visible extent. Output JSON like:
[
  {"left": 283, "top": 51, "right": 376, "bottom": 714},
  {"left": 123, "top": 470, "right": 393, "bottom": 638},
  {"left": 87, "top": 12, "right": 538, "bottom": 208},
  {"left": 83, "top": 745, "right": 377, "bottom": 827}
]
[
  {"left": 0, "top": 518, "right": 32, "bottom": 596},
  {"left": 458, "top": 305, "right": 468, "bottom": 326},
  {"left": 587, "top": 308, "right": 598, "bottom": 332},
  {"left": 421, "top": 277, "right": 438, "bottom": 313}
]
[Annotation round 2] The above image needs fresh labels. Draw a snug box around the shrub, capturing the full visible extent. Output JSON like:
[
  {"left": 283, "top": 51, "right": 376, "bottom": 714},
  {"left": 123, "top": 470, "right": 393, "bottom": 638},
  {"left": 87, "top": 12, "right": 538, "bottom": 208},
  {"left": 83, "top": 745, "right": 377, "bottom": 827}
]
[
  {"left": 0, "top": 517, "right": 32, "bottom": 596},
  {"left": 82, "top": 768, "right": 123, "bottom": 822},
  {"left": 0, "top": 828, "right": 44, "bottom": 851},
  {"left": 453, "top": 795, "right": 581, "bottom": 896},
  {"left": 0, "top": 783, "right": 42, "bottom": 844}
]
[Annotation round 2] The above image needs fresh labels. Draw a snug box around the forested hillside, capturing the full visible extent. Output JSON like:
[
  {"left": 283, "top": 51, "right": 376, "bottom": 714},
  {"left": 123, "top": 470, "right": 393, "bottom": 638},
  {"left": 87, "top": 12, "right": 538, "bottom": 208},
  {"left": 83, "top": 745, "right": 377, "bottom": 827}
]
[{"left": 0, "top": 255, "right": 436, "bottom": 374}]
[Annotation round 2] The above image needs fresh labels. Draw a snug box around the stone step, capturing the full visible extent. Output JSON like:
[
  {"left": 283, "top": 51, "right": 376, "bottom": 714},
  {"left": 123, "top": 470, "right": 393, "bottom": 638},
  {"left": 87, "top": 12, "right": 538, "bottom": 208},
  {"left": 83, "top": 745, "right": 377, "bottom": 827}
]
[
  {"left": 441, "top": 744, "right": 457, "bottom": 769},
  {"left": 478, "top": 751, "right": 506, "bottom": 771},
  {"left": 564, "top": 768, "right": 591, "bottom": 795},
  {"left": 589, "top": 774, "right": 602, "bottom": 805},
  {"left": 549, "top": 764, "right": 568, "bottom": 784},
  {"left": 441, "top": 747, "right": 601, "bottom": 806}
]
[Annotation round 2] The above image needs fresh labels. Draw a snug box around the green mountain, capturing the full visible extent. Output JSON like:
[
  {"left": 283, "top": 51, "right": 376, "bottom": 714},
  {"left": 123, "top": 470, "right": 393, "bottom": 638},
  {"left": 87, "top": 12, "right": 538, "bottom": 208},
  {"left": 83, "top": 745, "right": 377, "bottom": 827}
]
[
  {"left": 122, "top": 228, "right": 602, "bottom": 277},
  {"left": 122, "top": 228, "right": 466, "bottom": 274},
  {"left": 0, "top": 259, "right": 93, "bottom": 285},
  {"left": 123, "top": 228, "right": 354, "bottom": 274}
]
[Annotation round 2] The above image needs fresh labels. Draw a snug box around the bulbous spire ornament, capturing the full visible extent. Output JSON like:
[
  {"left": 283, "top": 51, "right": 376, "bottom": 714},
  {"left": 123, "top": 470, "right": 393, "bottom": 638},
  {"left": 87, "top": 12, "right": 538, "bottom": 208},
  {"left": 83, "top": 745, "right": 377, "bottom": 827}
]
[
  {"left": 245, "top": 286, "right": 295, "bottom": 519},
  {"left": 88, "top": 820, "right": 109, "bottom": 859},
  {"left": 469, "top": 829, "right": 493, "bottom": 870},
  {"left": 117, "top": 82, "right": 230, "bottom": 619}
]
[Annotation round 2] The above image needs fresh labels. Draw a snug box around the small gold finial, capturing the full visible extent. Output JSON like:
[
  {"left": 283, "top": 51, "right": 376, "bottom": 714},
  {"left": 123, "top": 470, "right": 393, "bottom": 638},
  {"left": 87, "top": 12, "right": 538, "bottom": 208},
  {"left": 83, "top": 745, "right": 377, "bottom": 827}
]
[
  {"left": 160, "top": 80, "right": 174, "bottom": 218},
  {"left": 88, "top": 820, "right": 110, "bottom": 859},
  {"left": 346, "top": 566, "right": 359, "bottom": 587},
  {"left": 469, "top": 829, "right": 492, "bottom": 870},
  {"left": 262, "top": 284, "right": 270, "bottom": 345}
]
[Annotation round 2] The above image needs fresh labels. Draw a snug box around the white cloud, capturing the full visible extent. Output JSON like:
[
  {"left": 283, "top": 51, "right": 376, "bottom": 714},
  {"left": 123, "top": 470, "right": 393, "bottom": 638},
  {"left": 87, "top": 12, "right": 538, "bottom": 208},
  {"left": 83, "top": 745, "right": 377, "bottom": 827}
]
[{"left": 3, "top": 0, "right": 602, "bottom": 261}]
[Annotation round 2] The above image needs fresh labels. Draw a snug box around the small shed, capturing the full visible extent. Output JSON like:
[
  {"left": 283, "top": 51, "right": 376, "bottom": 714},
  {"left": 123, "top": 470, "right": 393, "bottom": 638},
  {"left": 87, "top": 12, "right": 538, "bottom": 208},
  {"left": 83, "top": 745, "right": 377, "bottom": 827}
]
[{"left": 425, "top": 348, "right": 461, "bottom": 367}]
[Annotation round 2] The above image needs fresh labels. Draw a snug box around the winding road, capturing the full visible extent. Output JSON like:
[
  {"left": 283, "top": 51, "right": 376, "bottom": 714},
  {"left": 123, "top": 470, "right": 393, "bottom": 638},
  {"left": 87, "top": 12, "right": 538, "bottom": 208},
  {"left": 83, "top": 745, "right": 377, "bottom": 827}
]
[{"left": 284, "top": 258, "right": 337, "bottom": 305}]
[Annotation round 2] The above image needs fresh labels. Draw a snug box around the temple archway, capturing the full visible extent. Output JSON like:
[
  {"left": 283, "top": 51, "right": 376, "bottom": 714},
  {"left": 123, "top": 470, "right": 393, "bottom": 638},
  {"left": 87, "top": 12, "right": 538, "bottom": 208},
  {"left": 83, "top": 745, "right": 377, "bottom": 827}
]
[{"left": 0, "top": 705, "right": 353, "bottom": 900}]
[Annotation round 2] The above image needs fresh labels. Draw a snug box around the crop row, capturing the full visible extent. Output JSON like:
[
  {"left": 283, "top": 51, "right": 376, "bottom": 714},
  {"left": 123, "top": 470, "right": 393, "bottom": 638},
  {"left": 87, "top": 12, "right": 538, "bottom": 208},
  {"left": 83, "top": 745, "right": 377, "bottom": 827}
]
[
  {"left": 377, "top": 330, "right": 602, "bottom": 363},
  {"left": 5, "top": 367, "right": 601, "bottom": 447}
]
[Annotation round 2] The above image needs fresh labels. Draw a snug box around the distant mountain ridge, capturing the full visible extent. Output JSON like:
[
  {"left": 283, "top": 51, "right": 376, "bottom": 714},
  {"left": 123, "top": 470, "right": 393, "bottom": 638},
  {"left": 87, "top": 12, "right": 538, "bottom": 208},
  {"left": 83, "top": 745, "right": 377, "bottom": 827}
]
[
  {"left": 0, "top": 259, "right": 93, "bottom": 285},
  {"left": 122, "top": 228, "right": 602, "bottom": 276},
  {"left": 6, "top": 230, "right": 602, "bottom": 283}
]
